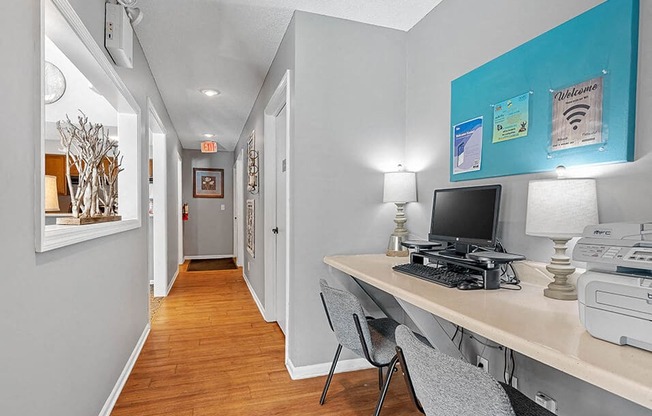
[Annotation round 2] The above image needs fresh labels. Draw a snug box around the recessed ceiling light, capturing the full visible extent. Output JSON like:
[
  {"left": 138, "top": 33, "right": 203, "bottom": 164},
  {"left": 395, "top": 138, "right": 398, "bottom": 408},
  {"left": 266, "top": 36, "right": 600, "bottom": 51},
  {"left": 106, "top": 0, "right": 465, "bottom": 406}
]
[
  {"left": 200, "top": 89, "right": 220, "bottom": 97},
  {"left": 203, "top": 133, "right": 215, "bottom": 138}
]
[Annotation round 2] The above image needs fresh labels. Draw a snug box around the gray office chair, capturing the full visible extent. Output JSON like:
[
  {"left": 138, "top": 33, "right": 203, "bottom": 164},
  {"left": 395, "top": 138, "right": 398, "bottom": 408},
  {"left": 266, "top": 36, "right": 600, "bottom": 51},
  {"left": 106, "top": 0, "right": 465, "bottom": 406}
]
[
  {"left": 319, "top": 279, "right": 400, "bottom": 416},
  {"left": 395, "top": 325, "right": 556, "bottom": 416}
]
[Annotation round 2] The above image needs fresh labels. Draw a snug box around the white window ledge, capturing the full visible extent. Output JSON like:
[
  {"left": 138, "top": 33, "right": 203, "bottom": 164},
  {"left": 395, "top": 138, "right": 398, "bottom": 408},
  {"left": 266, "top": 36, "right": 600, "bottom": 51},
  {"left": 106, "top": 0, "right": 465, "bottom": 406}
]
[{"left": 41, "top": 219, "right": 141, "bottom": 252}]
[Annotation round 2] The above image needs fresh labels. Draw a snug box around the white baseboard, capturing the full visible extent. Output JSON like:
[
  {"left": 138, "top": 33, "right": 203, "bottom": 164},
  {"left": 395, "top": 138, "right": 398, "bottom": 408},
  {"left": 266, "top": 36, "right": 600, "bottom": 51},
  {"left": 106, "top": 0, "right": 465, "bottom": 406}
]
[
  {"left": 98, "top": 323, "right": 151, "bottom": 416},
  {"left": 243, "top": 271, "right": 271, "bottom": 322},
  {"left": 184, "top": 254, "right": 234, "bottom": 260},
  {"left": 286, "top": 356, "right": 373, "bottom": 380},
  {"left": 166, "top": 269, "right": 179, "bottom": 296}
]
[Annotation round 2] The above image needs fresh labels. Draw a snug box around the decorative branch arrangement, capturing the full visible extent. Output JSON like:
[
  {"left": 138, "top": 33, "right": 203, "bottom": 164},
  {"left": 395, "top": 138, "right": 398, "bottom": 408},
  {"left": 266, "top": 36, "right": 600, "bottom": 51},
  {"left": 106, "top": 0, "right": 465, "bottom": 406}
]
[
  {"left": 56, "top": 112, "right": 123, "bottom": 224},
  {"left": 247, "top": 131, "right": 259, "bottom": 194}
]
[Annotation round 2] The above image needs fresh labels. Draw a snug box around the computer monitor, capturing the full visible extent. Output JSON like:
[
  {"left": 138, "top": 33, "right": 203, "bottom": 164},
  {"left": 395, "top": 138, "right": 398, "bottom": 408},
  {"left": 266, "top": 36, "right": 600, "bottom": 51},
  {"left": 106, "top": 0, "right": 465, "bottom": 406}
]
[{"left": 428, "top": 185, "right": 502, "bottom": 255}]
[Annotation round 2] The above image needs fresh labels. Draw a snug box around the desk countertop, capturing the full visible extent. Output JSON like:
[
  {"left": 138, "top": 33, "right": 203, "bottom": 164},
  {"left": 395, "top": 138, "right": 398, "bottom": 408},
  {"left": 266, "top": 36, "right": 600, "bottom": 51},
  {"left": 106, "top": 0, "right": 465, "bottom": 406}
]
[{"left": 324, "top": 254, "right": 652, "bottom": 410}]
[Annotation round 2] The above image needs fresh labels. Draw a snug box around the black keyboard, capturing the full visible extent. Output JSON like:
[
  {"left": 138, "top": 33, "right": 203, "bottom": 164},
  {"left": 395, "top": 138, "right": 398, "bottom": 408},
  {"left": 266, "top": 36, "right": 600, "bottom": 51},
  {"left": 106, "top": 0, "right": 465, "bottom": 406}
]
[{"left": 392, "top": 263, "right": 471, "bottom": 288}]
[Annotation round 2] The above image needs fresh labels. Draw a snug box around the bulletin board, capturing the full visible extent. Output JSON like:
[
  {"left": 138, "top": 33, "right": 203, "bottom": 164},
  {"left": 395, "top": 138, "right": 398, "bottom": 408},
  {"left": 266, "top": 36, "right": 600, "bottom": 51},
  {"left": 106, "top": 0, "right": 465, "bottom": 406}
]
[{"left": 450, "top": 0, "right": 639, "bottom": 182}]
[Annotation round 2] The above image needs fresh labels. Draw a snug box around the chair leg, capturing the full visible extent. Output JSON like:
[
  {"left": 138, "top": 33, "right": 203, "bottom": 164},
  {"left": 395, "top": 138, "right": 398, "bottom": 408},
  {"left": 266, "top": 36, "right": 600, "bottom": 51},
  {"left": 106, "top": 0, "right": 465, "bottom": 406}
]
[
  {"left": 378, "top": 367, "right": 384, "bottom": 391},
  {"left": 320, "top": 344, "right": 343, "bottom": 405},
  {"left": 373, "top": 356, "right": 398, "bottom": 416}
]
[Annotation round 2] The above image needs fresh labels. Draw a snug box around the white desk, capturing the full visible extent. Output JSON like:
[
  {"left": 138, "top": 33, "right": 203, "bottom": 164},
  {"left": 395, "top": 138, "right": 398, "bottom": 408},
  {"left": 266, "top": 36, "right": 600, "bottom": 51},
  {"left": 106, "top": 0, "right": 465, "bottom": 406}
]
[{"left": 323, "top": 254, "right": 652, "bottom": 410}]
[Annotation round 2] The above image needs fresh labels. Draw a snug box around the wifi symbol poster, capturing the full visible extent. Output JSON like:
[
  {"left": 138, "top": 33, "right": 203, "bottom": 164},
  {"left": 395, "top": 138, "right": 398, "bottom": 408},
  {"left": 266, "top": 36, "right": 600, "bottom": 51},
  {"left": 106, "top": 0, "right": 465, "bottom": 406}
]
[{"left": 551, "top": 77, "right": 603, "bottom": 151}]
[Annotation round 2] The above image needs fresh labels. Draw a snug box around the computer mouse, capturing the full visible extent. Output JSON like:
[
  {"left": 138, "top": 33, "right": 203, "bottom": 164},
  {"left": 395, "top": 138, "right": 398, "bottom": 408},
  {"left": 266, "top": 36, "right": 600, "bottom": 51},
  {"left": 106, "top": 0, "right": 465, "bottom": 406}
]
[{"left": 457, "top": 280, "right": 483, "bottom": 290}]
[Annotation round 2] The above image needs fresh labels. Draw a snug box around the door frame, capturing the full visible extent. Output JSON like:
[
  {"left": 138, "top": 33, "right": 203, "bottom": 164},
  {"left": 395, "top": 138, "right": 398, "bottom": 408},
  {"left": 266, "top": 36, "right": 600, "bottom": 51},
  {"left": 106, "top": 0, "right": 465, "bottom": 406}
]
[
  {"left": 177, "top": 152, "right": 184, "bottom": 265},
  {"left": 263, "top": 70, "right": 292, "bottom": 341},
  {"left": 234, "top": 149, "right": 245, "bottom": 267},
  {"left": 148, "top": 98, "right": 168, "bottom": 297}
]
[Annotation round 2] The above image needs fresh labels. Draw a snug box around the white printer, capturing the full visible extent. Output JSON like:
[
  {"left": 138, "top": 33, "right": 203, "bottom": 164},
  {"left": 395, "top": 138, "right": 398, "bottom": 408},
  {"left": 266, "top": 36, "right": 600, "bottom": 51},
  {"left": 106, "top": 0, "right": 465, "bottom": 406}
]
[{"left": 573, "top": 222, "right": 652, "bottom": 352}]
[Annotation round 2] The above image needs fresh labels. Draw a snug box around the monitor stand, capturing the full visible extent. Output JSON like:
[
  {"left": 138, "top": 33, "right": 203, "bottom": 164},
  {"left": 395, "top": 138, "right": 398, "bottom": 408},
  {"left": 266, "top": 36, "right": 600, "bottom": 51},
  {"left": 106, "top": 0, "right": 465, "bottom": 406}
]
[
  {"left": 439, "top": 243, "right": 480, "bottom": 258},
  {"left": 452, "top": 243, "right": 473, "bottom": 256}
]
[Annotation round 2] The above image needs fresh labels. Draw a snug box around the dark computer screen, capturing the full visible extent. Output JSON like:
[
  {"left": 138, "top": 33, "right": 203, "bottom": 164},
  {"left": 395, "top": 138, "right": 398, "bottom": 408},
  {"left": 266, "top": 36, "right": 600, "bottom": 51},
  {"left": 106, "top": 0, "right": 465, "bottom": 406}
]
[{"left": 428, "top": 185, "right": 502, "bottom": 249}]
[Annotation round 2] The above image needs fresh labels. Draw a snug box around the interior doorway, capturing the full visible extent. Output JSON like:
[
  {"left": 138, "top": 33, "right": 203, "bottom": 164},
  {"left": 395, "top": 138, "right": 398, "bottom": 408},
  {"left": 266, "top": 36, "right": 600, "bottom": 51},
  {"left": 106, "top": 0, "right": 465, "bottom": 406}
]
[
  {"left": 264, "top": 70, "right": 292, "bottom": 339},
  {"left": 148, "top": 99, "right": 168, "bottom": 298}
]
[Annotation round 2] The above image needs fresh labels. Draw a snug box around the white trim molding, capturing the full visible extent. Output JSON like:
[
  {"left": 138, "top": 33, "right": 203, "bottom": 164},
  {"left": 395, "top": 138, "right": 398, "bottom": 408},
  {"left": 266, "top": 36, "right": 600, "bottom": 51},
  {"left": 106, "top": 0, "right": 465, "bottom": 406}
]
[
  {"left": 166, "top": 269, "right": 179, "bottom": 296},
  {"left": 263, "top": 70, "right": 292, "bottom": 323},
  {"left": 286, "top": 357, "right": 373, "bottom": 380},
  {"left": 146, "top": 97, "right": 168, "bottom": 135},
  {"left": 263, "top": 70, "right": 293, "bottom": 373},
  {"left": 148, "top": 98, "right": 168, "bottom": 298},
  {"left": 98, "top": 324, "right": 150, "bottom": 416},
  {"left": 184, "top": 254, "right": 234, "bottom": 260},
  {"left": 42, "top": 219, "right": 140, "bottom": 252},
  {"left": 243, "top": 271, "right": 270, "bottom": 321}
]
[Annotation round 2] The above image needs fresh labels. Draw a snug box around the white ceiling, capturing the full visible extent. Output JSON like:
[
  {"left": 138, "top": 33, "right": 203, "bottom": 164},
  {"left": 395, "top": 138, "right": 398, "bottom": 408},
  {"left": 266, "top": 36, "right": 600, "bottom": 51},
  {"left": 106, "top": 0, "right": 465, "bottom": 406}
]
[{"left": 135, "top": 0, "right": 444, "bottom": 151}]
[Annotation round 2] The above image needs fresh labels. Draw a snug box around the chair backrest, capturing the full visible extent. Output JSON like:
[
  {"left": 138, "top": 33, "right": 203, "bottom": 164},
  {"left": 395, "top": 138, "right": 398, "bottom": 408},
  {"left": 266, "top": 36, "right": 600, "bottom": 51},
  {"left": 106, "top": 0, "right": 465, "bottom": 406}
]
[
  {"left": 395, "top": 325, "right": 516, "bottom": 416},
  {"left": 319, "top": 279, "right": 374, "bottom": 360}
]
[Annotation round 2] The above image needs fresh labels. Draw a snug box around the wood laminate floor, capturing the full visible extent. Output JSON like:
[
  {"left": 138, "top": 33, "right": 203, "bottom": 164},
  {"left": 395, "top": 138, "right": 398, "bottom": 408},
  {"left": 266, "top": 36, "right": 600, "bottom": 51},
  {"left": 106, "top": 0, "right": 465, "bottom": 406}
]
[{"left": 112, "top": 264, "right": 419, "bottom": 415}]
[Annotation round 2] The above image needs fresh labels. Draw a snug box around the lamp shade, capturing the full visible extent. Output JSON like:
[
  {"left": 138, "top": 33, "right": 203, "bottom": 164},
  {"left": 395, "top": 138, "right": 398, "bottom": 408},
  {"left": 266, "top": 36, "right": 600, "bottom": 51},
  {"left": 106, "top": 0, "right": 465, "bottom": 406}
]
[
  {"left": 44, "top": 175, "right": 60, "bottom": 212},
  {"left": 383, "top": 171, "right": 416, "bottom": 203},
  {"left": 526, "top": 179, "right": 598, "bottom": 238}
]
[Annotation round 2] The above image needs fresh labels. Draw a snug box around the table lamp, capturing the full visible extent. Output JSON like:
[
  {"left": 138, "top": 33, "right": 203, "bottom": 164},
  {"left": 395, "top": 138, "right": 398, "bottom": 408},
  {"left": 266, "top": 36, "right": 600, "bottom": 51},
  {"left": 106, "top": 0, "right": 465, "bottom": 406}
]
[
  {"left": 383, "top": 166, "right": 416, "bottom": 257},
  {"left": 526, "top": 179, "right": 598, "bottom": 300},
  {"left": 44, "top": 175, "right": 60, "bottom": 212}
]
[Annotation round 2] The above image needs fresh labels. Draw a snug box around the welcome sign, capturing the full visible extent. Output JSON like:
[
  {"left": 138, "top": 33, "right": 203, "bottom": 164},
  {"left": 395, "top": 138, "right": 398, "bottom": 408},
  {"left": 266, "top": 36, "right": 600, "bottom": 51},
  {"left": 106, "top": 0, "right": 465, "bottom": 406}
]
[{"left": 551, "top": 77, "right": 603, "bottom": 151}]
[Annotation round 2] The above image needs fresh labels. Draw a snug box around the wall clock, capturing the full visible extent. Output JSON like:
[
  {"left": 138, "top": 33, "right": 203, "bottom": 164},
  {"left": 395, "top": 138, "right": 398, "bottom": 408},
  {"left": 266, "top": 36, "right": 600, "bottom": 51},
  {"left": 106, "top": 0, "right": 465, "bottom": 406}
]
[{"left": 44, "top": 61, "right": 66, "bottom": 105}]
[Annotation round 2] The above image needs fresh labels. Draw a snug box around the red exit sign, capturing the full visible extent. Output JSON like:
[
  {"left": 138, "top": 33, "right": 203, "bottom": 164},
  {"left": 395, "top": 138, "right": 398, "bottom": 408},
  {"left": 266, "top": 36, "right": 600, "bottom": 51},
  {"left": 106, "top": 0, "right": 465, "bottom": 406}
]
[{"left": 201, "top": 141, "right": 218, "bottom": 153}]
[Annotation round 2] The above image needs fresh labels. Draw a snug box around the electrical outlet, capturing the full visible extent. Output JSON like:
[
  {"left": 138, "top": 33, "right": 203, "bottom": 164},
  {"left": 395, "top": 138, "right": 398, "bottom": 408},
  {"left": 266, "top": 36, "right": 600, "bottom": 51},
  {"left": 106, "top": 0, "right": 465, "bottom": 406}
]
[
  {"left": 504, "top": 372, "right": 518, "bottom": 389},
  {"left": 476, "top": 356, "right": 489, "bottom": 373},
  {"left": 535, "top": 392, "right": 557, "bottom": 414}
]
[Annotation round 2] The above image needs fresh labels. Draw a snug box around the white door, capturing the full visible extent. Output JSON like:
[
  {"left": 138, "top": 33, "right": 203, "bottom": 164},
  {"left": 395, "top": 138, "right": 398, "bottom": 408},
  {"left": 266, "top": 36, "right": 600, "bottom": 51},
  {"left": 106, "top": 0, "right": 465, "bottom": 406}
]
[
  {"left": 275, "top": 104, "right": 288, "bottom": 334},
  {"left": 233, "top": 164, "right": 238, "bottom": 264},
  {"left": 177, "top": 154, "right": 183, "bottom": 265}
]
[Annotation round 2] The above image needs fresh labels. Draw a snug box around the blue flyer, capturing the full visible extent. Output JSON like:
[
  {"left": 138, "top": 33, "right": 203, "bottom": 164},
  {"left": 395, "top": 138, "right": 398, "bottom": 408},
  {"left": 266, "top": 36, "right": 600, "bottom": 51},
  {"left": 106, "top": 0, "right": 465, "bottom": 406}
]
[{"left": 453, "top": 117, "right": 483, "bottom": 174}]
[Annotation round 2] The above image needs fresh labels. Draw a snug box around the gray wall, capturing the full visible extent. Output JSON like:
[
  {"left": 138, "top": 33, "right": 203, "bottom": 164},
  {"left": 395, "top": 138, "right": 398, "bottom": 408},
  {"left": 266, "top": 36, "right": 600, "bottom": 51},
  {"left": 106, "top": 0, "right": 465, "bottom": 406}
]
[
  {"left": 0, "top": 0, "right": 182, "bottom": 415},
  {"left": 405, "top": 0, "right": 652, "bottom": 260},
  {"left": 289, "top": 12, "right": 407, "bottom": 366},
  {"left": 233, "top": 16, "right": 296, "bottom": 302},
  {"left": 232, "top": 11, "right": 407, "bottom": 367},
  {"left": 182, "top": 150, "right": 234, "bottom": 257},
  {"left": 403, "top": 0, "right": 652, "bottom": 414}
]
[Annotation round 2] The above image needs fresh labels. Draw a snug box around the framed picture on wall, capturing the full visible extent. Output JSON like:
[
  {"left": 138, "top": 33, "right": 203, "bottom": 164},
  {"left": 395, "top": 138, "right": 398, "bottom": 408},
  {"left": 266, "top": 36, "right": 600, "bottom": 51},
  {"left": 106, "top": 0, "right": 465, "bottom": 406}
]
[
  {"left": 246, "top": 199, "right": 255, "bottom": 257},
  {"left": 193, "top": 168, "right": 224, "bottom": 198}
]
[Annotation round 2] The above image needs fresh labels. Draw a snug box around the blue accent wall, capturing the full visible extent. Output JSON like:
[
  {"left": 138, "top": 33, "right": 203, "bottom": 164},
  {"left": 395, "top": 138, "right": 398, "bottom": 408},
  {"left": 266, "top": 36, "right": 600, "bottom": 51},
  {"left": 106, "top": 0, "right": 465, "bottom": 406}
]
[{"left": 450, "top": 0, "right": 639, "bottom": 181}]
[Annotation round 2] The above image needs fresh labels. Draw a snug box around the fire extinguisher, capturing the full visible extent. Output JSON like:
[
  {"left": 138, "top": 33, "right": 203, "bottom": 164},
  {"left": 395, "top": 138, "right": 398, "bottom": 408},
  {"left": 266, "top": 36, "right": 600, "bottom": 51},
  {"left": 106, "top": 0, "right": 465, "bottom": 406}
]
[{"left": 182, "top": 203, "right": 189, "bottom": 221}]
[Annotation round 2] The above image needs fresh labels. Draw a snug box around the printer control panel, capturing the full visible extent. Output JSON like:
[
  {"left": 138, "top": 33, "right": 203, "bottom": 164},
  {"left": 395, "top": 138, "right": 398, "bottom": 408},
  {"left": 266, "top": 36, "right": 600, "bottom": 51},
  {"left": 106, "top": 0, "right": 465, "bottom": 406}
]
[{"left": 575, "top": 245, "right": 652, "bottom": 266}]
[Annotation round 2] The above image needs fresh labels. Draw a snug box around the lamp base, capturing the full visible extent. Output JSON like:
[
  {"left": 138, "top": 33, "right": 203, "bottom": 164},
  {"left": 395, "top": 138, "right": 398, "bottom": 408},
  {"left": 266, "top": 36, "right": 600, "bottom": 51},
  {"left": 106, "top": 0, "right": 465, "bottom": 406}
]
[
  {"left": 544, "top": 285, "right": 577, "bottom": 300},
  {"left": 543, "top": 237, "right": 578, "bottom": 301},
  {"left": 386, "top": 235, "right": 408, "bottom": 257}
]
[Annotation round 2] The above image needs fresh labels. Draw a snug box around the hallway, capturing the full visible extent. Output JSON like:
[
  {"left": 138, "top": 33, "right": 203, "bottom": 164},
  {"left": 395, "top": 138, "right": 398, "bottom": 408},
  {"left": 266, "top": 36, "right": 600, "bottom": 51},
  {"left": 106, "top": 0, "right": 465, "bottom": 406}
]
[{"left": 112, "top": 265, "right": 419, "bottom": 415}]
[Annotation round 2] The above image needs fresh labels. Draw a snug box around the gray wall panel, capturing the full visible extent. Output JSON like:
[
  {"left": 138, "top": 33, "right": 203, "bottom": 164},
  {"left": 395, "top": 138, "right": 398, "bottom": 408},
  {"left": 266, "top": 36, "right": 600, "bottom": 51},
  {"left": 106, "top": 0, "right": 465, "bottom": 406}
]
[
  {"left": 0, "top": 0, "right": 182, "bottom": 414},
  {"left": 288, "top": 12, "right": 408, "bottom": 367},
  {"left": 182, "top": 150, "right": 234, "bottom": 257},
  {"left": 233, "top": 17, "right": 297, "bottom": 304}
]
